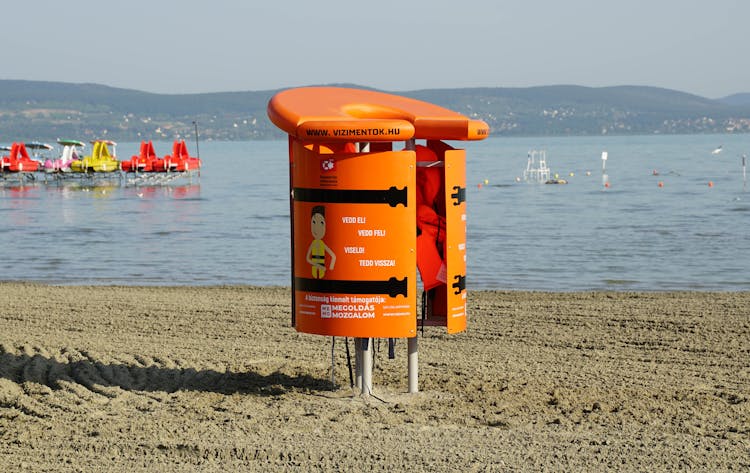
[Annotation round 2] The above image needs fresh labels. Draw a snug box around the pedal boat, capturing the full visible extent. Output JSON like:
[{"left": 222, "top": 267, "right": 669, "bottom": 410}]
[
  {"left": 70, "top": 140, "right": 120, "bottom": 172},
  {"left": 121, "top": 140, "right": 159, "bottom": 172},
  {"left": 1, "top": 142, "right": 41, "bottom": 172},
  {"left": 152, "top": 140, "right": 202, "bottom": 172},
  {"left": 43, "top": 139, "right": 86, "bottom": 173}
]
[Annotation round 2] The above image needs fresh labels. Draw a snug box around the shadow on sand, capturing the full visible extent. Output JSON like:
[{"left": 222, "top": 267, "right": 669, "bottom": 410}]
[{"left": 0, "top": 351, "right": 331, "bottom": 396}]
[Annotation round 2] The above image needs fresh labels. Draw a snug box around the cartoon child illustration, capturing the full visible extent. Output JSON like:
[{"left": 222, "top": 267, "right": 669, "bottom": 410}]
[{"left": 306, "top": 205, "right": 336, "bottom": 278}]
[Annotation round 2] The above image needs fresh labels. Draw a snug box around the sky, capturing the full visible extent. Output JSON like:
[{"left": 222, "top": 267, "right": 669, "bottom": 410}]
[{"left": 2, "top": 0, "right": 748, "bottom": 99}]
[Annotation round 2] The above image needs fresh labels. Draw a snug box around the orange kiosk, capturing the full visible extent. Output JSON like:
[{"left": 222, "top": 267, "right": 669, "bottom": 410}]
[{"left": 267, "top": 87, "right": 489, "bottom": 393}]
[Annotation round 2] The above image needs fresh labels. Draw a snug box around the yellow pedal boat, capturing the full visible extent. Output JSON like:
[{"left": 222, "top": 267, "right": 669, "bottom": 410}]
[{"left": 70, "top": 140, "right": 120, "bottom": 172}]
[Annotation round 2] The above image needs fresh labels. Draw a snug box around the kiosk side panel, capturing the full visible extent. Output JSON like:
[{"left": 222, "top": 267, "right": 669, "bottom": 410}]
[
  {"left": 444, "top": 149, "right": 467, "bottom": 333},
  {"left": 291, "top": 140, "right": 417, "bottom": 337}
]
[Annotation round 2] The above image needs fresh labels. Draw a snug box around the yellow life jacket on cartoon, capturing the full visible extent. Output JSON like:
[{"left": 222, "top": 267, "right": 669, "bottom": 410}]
[{"left": 310, "top": 239, "right": 326, "bottom": 278}]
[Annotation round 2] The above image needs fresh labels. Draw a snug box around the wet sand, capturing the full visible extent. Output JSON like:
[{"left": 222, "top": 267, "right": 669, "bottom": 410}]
[{"left": 1, "top": 283, "right": 748, "bottom": 471}]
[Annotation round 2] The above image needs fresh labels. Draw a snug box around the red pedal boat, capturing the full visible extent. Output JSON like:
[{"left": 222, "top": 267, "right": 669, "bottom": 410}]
[
  {"left": 1, "top": 142, "right": 41, "bottom": 173},
  {"left": 121, "top": 140, "right": 159, "bottom": 172},
  {"left": 152, "top": 140, "right": 202, "bottom": 172}
]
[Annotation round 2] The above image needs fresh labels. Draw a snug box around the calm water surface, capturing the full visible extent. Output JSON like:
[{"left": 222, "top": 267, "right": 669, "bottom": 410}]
[{"left": 1, "top": 135, "right": 748, "bottom": 290}]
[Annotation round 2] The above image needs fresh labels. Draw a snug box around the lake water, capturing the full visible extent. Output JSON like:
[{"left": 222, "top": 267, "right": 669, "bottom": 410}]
[{"left": 1, "top": 134, "right": 748, "bottom": 291}]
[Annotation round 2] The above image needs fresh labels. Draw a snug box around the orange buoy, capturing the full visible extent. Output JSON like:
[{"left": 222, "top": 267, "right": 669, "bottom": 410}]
[
  {"left": 604, "top": 182, "right": 611, "bottom": 188},
  {"left": 658, "top": 181, "right": 664, "bottom": 188},
  {"left": 708, "top": 181, "right": 714, "bottom": 188}
]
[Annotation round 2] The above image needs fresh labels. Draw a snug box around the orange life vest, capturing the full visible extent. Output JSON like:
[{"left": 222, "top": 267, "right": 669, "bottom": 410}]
[{"left": 414, "top": 145, "right": 447, "bottom": 290}]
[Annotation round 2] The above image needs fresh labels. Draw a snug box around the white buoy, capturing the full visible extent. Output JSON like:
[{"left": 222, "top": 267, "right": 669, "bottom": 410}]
[
  {"left": 601, "top": 151, "right": 609, "bottom": 188},
  {"left": 742, "top": 154, "right": 747, "bottom": 192}
]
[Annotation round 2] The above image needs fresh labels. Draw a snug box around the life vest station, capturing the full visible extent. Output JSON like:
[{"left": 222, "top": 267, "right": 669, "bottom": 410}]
[{"left": 267, "top": 87, "right": 489, "bottom": 394}]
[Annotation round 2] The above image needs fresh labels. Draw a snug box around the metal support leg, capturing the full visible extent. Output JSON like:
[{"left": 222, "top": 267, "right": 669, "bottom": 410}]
[
  {"left": 354, "top": 337, "right": 362, "bottom": 390},
  {"left": 330, "top": 336, "right": 335, "bottom": 388},
  {"left": 361, "top": 338, "right": 372, "bottom": 396},
  {"left": 408, "top": 336, "right": 418, "bottom": 393}
]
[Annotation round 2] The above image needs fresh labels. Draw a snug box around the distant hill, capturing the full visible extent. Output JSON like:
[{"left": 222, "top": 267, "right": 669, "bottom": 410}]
[
  {"left": 405, "top": 85, "right": 750, "bottom": 136},
  {"left": 719, "top": 93, "right": 750, "bottom": 106},
  {"left": 1, "top": 80, "right": 750, "bottom": 142},
  {"left": 0, "top": 80, "right": 276, "bottom": 142}
]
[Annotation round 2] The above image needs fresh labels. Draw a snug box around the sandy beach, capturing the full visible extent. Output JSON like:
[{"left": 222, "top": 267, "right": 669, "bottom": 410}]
[{"left": 0, "top": 283, "right": 748, "bottom": 471}]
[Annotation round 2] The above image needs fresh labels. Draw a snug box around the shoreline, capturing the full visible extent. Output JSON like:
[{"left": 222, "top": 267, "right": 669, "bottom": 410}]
[
  {"left": 1, "top": 283, "right": 748, "bottom": 471},
  {"left": 3, "top": 280, "right": 750, "bottom": 292}
]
